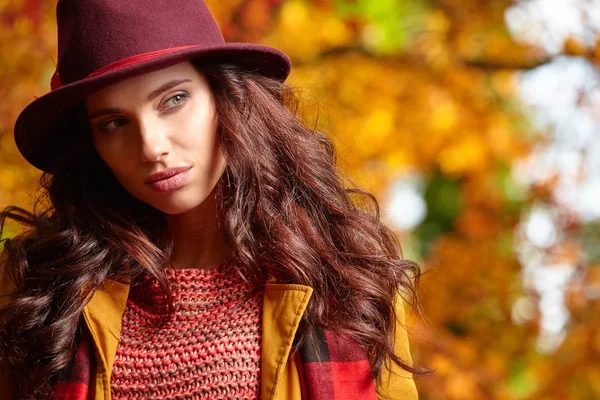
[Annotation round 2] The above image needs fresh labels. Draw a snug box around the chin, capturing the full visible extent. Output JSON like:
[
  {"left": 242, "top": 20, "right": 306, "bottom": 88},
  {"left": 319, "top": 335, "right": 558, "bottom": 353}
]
[
  {"left": 122, "top": 180, "right": 216, "bottom": 215},
  {"left": 148, "top": 195, "right": 208, "bottom": 215}
]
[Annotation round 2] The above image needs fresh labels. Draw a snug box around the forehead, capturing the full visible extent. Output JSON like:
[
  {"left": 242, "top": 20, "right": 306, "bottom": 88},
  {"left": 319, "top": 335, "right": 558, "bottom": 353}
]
[{"left": 84, "top": 61, "right": 200, "bottom": 107}]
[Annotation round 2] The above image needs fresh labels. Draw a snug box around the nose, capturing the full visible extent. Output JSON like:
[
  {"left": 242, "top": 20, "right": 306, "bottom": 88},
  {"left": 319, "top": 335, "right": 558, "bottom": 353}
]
[{"left": 138, "top": 118, "right": 170, "bottom": 163}]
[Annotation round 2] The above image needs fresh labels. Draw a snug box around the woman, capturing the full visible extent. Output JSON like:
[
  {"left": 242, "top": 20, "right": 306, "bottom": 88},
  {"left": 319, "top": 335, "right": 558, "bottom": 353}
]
[{"left": 0, "top": 0, "right": 424, "bottom": 399}]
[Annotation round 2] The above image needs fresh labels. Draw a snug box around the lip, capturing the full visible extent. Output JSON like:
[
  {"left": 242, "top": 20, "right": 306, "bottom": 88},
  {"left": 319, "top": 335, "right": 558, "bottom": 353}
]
[
  {"left": 145, "top": 166, "right": 192, "bottom": 184},
  {"left": 144, "top": 166, "right": 192, "bottom": 193}
]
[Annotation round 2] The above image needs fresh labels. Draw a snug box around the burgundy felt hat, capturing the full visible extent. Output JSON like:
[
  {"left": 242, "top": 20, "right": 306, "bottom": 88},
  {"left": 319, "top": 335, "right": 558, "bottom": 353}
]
[{"left": 14, "top": 0, "right": 291, "bottom": 173}]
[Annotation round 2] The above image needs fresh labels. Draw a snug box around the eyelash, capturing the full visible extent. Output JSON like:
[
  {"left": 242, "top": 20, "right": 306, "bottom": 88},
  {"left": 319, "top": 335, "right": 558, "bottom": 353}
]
[{"left": 97, "top": 92, "right": 190, "bottom": 133}]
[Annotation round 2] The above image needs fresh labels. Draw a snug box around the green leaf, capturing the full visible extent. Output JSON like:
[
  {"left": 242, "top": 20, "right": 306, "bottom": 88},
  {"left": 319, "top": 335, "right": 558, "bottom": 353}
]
[{"left": 333, "top": 0, "right": 428, "bottom": 53}]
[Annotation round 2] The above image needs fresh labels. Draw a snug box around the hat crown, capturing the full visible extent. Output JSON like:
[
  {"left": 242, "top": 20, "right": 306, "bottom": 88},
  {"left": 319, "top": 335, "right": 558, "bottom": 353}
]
[{"left": 56, "top": 0, "right": 225, "bottom": 85}]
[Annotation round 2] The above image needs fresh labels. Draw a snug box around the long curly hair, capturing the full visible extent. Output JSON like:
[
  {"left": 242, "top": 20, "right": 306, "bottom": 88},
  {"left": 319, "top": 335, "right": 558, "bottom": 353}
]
[{"left": 0, "top": 61, "right": 424, "bottom": 398}]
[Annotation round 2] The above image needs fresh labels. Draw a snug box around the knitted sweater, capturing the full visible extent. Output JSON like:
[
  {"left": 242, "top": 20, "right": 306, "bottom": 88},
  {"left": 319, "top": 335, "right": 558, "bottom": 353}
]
[{"left": 110, "top": 261, "right": 264, "bottom": 399}]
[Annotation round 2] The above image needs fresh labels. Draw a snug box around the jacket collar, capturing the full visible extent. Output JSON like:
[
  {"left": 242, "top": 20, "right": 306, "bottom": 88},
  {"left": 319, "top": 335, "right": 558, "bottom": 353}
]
[{"left": 81, "top": 277, "right": 313, "bottom": 400}]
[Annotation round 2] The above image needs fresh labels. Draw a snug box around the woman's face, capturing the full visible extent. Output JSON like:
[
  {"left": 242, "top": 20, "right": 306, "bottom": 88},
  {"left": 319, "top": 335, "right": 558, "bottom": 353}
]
[{"left": 84, "top": 61, "right": 225, "bottom": 215}]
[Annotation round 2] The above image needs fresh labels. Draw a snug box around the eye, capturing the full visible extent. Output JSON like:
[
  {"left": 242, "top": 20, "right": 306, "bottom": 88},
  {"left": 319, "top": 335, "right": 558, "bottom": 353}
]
[
  {"left": 97, "top": 118, "right": 127, "bottom": 133},
  {"left": 161, "top": 92, "right": 189, "bottom": 110}
]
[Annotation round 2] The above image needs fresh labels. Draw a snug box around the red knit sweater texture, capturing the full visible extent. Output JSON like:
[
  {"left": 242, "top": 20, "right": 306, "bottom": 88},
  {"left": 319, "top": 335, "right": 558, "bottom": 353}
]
[{"left": 110, "top": 261, "right": 264, "bottom": 399}]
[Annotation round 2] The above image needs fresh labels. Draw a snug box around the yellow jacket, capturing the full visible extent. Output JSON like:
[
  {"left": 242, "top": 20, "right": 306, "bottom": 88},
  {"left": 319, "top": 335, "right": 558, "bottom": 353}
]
[
  {"left": 1, "top": 270, "right": 418, "bottom": 399},
  {"left": 83, "top": 278, "right": 418, "bottom": 400}
]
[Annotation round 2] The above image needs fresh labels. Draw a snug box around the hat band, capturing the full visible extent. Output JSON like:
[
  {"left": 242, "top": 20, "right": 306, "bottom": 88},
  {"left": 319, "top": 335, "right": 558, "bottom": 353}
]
[{"left": 50, "top": 45, "right": 198, "bottom": 91}]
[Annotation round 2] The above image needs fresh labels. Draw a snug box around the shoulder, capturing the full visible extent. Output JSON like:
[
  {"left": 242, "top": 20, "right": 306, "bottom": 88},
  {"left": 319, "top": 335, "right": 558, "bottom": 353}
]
[
  {"left": 377, "top": 293, "right": 419, "bottom": 400},
  {"left": 0, "top": 246, "right": 18, "bottom": 309},
  {"left": 0, "top": 247, "right": 18, "bottom": 399}
]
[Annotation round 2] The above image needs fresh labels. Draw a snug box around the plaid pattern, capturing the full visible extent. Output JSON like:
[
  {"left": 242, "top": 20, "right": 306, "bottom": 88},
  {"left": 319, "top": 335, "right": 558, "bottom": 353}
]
[
  {"left": 53, "top": 324, "right": 378, "bottom": 400},
  {"left": 53, "top": 326, "right": 94, "bottom": 400},
  {"left": 294, "top": 326, "right": 378, "bottom": 400}
]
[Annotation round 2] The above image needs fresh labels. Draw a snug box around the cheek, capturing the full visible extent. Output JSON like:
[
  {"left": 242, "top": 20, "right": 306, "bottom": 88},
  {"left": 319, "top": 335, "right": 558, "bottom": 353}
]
[
  {"left": 94, "top": 139, "right": 119, "bottom": 170},
  {"left": 178, "top": 106, "right": 220, "bottom": 162},
  {"left": 93, "top": 136, "right": 138, "bottom": 184}
]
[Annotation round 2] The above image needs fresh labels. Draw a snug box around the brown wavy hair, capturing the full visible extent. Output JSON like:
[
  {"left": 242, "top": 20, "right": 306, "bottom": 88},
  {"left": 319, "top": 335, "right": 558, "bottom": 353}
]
[{"left": 0, "top": 61, "right": 425, "bottom": 398}]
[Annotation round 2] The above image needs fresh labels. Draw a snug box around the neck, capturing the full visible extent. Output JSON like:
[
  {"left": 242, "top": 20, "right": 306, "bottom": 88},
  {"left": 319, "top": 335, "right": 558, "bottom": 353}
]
[{"left": 165, "top": 191, "right": 232, "bottom": 271}]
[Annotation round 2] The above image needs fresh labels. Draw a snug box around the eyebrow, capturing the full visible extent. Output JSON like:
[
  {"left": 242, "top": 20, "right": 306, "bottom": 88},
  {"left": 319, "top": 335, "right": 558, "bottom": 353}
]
[{"left": 87, "top": 78, "right": 192, "bottom": 121}]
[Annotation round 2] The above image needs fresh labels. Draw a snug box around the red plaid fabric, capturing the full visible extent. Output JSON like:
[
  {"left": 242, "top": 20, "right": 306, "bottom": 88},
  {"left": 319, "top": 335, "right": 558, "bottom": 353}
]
[
  {"left": 294, "top": 326, "right": 378, "bottom": 400},
  {"left": 53, "top": 324, "right": 377, "bottom": 400},
  {"left": 52, "top": 326, "right": 94, "bottom": 400}
]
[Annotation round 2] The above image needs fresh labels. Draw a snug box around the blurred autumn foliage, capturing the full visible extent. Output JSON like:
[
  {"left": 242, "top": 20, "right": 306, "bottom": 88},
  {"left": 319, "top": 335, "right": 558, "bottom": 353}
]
[{"left": 2, "top": 0, "right": 600, "bottom": 399}]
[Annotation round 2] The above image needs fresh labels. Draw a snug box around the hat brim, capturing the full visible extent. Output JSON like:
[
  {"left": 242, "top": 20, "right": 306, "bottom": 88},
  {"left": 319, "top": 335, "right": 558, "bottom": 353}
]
[{"left": 14, "top": 43, "right": 291, "bottom": 172}]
